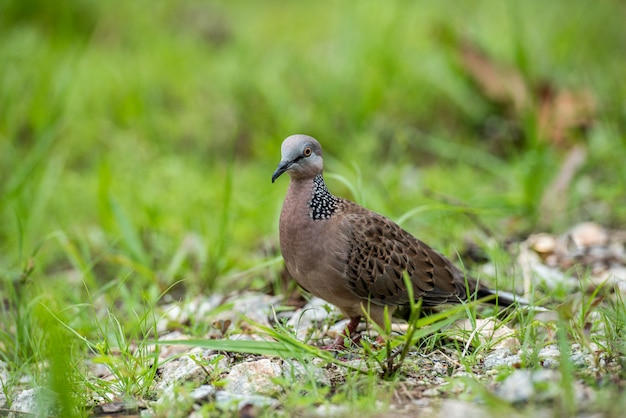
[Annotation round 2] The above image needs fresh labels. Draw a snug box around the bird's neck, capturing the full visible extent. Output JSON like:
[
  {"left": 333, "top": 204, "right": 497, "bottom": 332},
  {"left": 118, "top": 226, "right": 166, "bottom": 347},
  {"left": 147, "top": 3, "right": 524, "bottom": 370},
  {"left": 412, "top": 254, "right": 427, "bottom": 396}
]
[{"left": 308, "top": 174, "right": 340, "bottom": 220}]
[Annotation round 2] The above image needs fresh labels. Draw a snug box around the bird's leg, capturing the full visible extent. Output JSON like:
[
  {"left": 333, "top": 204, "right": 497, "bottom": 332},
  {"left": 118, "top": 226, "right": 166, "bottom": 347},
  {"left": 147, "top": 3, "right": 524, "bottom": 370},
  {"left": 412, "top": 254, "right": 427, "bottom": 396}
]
[{"left": 321, "top": 316, "right": 362, "bottom": 351}]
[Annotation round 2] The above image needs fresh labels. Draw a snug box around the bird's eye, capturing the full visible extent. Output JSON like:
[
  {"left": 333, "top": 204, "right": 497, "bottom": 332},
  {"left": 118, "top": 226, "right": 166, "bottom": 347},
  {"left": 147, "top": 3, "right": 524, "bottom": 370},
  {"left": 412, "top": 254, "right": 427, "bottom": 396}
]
[{"left": 303, "top": 147, "right": 312, "bottom": 157}]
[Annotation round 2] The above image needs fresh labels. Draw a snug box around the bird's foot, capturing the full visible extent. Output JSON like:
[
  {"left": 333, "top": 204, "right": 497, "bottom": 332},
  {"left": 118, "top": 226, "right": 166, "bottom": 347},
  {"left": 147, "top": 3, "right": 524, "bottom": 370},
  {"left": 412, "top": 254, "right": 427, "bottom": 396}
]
[{"left": 320, "top": 316, "right": 363, "bottom": 351}]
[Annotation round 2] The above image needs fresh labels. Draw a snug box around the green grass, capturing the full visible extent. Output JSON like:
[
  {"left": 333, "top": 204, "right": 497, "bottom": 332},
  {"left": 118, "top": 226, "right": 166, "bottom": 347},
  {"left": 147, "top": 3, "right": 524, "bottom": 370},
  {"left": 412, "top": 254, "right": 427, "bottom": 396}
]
[{"left": 1, "top": 0, "right": 626, "bottom": 416}]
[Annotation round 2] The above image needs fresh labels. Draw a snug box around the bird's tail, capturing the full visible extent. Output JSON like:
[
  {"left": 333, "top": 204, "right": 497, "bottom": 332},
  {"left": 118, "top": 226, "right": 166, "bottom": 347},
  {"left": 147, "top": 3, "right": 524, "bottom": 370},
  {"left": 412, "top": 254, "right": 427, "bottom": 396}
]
[
  {"left": 475, "top": 287, "right": 530, "bottom": 307},
  {"left": 474, "top": 285, "right": 548, "bottom": 312}
]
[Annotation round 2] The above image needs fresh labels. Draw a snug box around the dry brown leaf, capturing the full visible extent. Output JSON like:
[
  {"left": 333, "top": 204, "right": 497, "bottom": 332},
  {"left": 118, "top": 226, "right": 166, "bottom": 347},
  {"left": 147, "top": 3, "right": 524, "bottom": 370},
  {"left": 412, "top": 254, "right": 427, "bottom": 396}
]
[
  {"left": 455, "top": 37, "right": 596, "bottom": 146},
  {"left": 459, "top": 40, "right": 530, "bottom": 114},
  {"left": 537, "top": 85, "right": 596, "bottom": 146}
]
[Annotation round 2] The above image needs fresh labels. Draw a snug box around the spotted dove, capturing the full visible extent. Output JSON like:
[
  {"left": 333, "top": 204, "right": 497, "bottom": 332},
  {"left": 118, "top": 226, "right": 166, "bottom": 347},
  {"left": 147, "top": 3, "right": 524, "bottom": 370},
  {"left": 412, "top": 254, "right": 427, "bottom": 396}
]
[{"left": 272, "top": 134, "right": 524, "bottom": 349}]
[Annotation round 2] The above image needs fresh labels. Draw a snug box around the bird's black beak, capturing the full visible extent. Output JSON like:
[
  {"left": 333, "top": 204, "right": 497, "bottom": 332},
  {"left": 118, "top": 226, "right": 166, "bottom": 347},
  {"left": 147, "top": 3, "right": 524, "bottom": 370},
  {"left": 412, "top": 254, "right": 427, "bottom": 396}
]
[{"left": 272, "top": 160, "right": 292, "bottom": 183}]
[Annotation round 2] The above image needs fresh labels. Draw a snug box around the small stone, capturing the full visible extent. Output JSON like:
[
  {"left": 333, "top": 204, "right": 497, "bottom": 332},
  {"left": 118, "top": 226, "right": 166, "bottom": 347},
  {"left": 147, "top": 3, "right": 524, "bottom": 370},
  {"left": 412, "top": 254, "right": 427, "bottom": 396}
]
[
  {"left": 0, "top": 361, "right": 7, "bottom": 409},
  {"left": 438, "top": 399, "right": 489, "bottom": 418},
  {"left": 283, "top": 359, "right": 331, "bottom": 386},
  {"left": 529, "top": 233, "right": 558, "bottom": 255},
  {"left": 155, "top": 352, "right": 210, "bottom": 393},
  {"left": 326, "top": 319, "right": 351, "bottom": 338},
  {"left": 569, "top": 351, "right": 592, "bottom": 368},
  {"left": 0, "top": 361, "right": 8, "bottom": 389},
  {"left": 495, "top": 369, "right": 560, "bottom": 403},
  {"left": 530, "top": 261, "right": 573, "bottom": 289},
  {"left": 287, "top": 297, "right": 337, "bottom": 340},
  {"left": 591, "top": 267, "right": 626, "bottom": 294},
  {"left": 315, "top": 404, "right": 348, "bottom": 416},
  {"left": 190, "top": 385, "right": 215, "bottom": 402},
  {"left": 538, "top": 345, "right": 561, "bottom": 369},
  {"left": 451, "top": 318, "right": 519, "bottom": 350},
  {"left": 422, "top": 387, "right": 441, "bottom": 397},
  {"left": 10, "top": 388, "right": 52, "bottom": 415},
  {"left": 568, "top": 222, "right": 608, "bottom": 248},
  {"left": 482, "top": 348, "right": 521, "bottom": 369},
  {"left": 12, "top": 389, "right": 37, "bottom": 413},
  {"left": 225, "top": 358, "right": 282, "bottom": 395},
  {"left": 214, "top": 391, "right": 278, "bottom": 411}
]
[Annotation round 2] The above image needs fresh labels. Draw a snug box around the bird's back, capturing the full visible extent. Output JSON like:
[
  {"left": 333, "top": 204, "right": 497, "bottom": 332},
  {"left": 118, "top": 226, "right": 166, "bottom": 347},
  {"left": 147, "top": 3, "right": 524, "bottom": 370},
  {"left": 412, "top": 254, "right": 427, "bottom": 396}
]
[{"left": 336, "top": 199, "right": 481, "bottom": 308}]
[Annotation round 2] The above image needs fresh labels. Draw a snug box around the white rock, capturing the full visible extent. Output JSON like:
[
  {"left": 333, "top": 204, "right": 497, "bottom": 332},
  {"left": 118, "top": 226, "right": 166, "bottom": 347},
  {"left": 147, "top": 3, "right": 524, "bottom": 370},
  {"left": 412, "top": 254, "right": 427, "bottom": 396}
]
[
  {"left": 451, "top": 318, "right": 519, "bottom": 351},
  {"left": 314, "top": 403, "right": 348, "bottom": 416},
  {"left": 495, "top": 369, "right": 560, "bottom": 403},
  {"left": 528, "top": 233, "right": 558, "bottom": 255},
  {"left": 0, "top": 361, "right": 7, "bottom": 389},
  {"left": 225, "top": 358, "right": 282, "bottom": 395},
  {"left": 567, "top": 222, "right": 608, "bottom": 248},
  {"left": 10, "top": 388, "right": 39, "bottom": 414},
  {"left": 287, "top": 297, "right": 336, "bottom": 340},
  {"left": 155, "top": 351, "right": 209, "bottom": 393},
  {"left": 437, "top": 399, "right": 489, "bottom": 418},
  {"left": 0, "top": 361, "right": 7, "bottom": 409},
  {"left": 422, "top": 387, "right": 441, "bottom": 397},
  {"left": 537, "top": 345, "right": 561, "bottom": 369},
  {"left": 190, "top": 385, "right": 215, "bottom": 401},
  {"left": 482, "top": 348, "right": 521, "bottom": 369},
  {"left": 591, "top": 266, "right": 626, "bottom": 293},
  {"left": 214, "top": 390, "right": 278, "bottom": 411},
  {"left": 282, "top": 359, "right": 331, "bottom": 386},
  {"left": 327, "top": 319, "right": 351, "bottom": 338},
  {"left": 529, "top": 260, "right": 573, "bottom": 289}
]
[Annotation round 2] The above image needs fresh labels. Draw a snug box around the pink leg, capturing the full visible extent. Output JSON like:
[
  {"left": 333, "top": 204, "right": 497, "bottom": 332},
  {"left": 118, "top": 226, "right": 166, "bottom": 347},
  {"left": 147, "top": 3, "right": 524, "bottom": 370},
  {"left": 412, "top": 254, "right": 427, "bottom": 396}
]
[{"left": 321, "top": 316, "right": 362, "bottom": 351}]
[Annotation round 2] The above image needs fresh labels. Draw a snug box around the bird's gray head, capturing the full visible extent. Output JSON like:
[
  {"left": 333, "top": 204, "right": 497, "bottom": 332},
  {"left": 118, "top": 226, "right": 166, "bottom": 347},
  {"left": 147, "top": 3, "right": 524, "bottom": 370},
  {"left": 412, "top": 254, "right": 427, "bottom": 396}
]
[{"left": 272, "top": 134, "right": 324, "bottom": 183}]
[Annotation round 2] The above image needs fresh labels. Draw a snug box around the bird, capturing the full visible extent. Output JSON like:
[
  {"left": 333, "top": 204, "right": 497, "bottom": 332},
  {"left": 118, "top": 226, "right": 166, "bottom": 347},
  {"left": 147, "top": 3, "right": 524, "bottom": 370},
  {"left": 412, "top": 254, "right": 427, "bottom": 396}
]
[{"left": 272, "top": 134, "right": 526, "bottom": 350}]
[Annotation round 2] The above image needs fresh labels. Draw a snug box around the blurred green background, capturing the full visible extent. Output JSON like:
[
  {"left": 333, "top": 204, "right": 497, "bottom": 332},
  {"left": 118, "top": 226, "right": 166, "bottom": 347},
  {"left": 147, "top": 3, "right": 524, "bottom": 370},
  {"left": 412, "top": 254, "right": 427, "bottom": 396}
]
[{"left": 1, "top": 0, "right": 625, "bottom": 300}]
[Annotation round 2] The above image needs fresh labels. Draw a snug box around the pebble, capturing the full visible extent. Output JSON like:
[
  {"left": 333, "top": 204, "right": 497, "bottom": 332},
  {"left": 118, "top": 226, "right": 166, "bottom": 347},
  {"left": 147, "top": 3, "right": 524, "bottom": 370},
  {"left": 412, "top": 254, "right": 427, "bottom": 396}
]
[
  {"left": 482, "top": 348, "right": 521, "bottom": 369},
  {"left": 287, "top": 297, "right": 336, "bottom": 340},
  {"left": 451, "top": 318, "right": 519, "bottom": 350},
  {"left": 283, "top": 359, "right": 331, "bottom": 386},
  {"left": 10, "top": 388, "right": 43, "bottom": 415},
  {"left": 155, "top": 350, "right": 211, "bottom": 393},
  {"left": 214, "top": 391, "right": 278, "bottom": 411},
  {"left": 225, "top": 358, "right": 283, "bottom": 395},
  {"left": 437, "top": 399, "right": 489, "bottom": 418},
  {"left": 315, "top": 403, "right": 348, "bottom": 416},
  {"left": 568, "top": 222, "right": 608, "bottom": 248},
  {"left": 0, "top": 361, "right": 7, "bottom": 409},
  {"left": 495, "top": 369, "right": 560, "bottom": 403},
  {"left": 422, "top": 387, "right": 441, "bottom": 397},
  {"left": 190, "top": 385, "right": 215, "bottom": 401}
]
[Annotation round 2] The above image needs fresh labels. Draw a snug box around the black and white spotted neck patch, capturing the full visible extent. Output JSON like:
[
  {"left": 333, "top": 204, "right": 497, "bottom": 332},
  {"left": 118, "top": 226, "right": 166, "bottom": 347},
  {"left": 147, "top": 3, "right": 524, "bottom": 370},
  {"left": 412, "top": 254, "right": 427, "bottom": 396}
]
[{"left": 309, "top": 174, "right": 340, "bottom": 220}]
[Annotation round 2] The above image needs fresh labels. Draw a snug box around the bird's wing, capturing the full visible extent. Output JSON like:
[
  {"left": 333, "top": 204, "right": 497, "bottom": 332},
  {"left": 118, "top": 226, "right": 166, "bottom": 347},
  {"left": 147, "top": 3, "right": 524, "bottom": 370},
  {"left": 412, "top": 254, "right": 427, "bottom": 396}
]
[{"left": 339, "top": 208, "right": 468, "bottom": 307}]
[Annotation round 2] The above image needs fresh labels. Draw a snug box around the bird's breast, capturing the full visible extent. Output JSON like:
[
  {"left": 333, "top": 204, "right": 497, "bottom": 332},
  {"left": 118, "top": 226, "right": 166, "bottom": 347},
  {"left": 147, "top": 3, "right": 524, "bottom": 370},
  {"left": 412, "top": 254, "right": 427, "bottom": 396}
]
[{"left": 280, "top": 201, "right": 352, "bottom": 293}]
